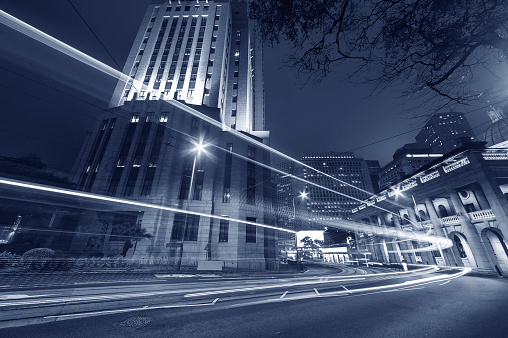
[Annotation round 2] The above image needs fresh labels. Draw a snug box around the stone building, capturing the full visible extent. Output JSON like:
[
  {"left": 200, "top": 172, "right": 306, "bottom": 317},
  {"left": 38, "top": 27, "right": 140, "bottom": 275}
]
[
  {"left": 351, "top": 143, "right": 508, "bottom": 277},
  {"left": 71, "top": 100, "right": 277, "bottom": 269},
  {"left": 69, "top": 0, "right": 278, "bottom": 270}
]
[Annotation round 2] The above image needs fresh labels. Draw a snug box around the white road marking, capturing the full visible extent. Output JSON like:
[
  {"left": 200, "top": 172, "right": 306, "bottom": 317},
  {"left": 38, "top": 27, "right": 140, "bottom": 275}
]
[
  {"left": 0, "top": 294, "right": 55, "bottom": 300},
  {"left": 212, "top": 298, "right": 219, "bottom": 304},
  {"left": 313, "top": 288, "right": 320, "bottom": 295},
  {"left": 280, "top": 291, "right": 288, "bottom": 299}
]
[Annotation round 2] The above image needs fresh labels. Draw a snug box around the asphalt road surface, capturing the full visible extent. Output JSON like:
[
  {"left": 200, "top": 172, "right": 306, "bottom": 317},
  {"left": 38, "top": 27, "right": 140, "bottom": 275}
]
[{"left": 1, "top": 264, "right": 507, "bottom": 337}]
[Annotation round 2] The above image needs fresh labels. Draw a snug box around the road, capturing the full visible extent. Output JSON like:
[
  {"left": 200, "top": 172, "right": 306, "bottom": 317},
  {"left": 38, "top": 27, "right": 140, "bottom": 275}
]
[{"left": 1, "top": 264, "right": 507, "bottom": 337}]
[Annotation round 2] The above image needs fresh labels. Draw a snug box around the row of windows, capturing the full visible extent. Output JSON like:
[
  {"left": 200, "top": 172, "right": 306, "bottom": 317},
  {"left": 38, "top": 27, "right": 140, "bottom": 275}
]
[
  {"left": 166, "top": 4, "right": 217, "bottom": 12},
  {"left": 170, "top": 214, "right": 255, "bottom": 243}
]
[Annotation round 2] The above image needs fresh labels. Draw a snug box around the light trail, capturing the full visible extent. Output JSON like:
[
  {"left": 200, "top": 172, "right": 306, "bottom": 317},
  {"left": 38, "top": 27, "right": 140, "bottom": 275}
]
[
  {"left": 0, "top": 9, "right": 407, "bottom": 217},
  {"left": 0, "top": 177, "right": 295, "bottom": 234},
  {"left": 0, "top": 9, "right": 132, "bottom": 85},
  {"left": 0, "top": 10, "right": 449, "bottom": 249}
]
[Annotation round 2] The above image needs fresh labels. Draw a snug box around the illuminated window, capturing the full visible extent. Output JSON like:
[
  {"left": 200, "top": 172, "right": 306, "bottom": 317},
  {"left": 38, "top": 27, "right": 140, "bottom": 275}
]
[
  {"left": 131, "top": 114, "right": 140, "bottom": 123},
  {"left": 145, "top": 113, "right": 153, "bottom": 122},
  {"left": 160, "top": 113, "right": 168, "bottom": 123},
  {"left": 133, "top": 157, "right": 142, "bottom": 167}
]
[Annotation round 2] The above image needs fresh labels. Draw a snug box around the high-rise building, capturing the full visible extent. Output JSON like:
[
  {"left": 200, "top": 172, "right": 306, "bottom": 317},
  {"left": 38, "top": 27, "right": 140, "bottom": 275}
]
[
  {"left": 70, "top": 1, "right": 277, "bottom": 270},
  {"left": 110, "top": 0, "right": 265, "bottom": 135},
  {"left": 377, "top": 143, "right": 443, "bottom": 191},
  {"left": 300, "top": 152, "right": 376, "bottom": 227},
  {"left": 415, "top": 112, "right": 475, "bottom": 154},
  {"left": 275, "top": 161, "right": 306, "bottom": 239}
]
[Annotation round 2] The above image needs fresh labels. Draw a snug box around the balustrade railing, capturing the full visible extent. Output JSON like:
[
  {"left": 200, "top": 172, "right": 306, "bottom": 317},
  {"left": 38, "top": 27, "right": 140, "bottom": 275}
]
[
  {"left": 469, "top": 209, "right": 495, "bottom": 221},
  {"left": 442, "top": 215, "right": 460, "bottom": 225}
]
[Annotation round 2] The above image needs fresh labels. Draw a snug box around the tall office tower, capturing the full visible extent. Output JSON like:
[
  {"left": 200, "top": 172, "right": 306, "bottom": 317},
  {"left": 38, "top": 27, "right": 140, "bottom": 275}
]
[
  {"left": 377, "top": 143, "right": 443, "bottom": 191},
  {"left": 71, "top": 1, "right": 276, "bottom": 270},
  {"left": 415, "top": 112, "right": 475, "bottom": 154},
  {"left": 275, "top": 161, "right": 307, "bottom": 239},
  {"left": 109, "top": 0, "right": 265, "bottom": 134},
  {"left": 300, "top": 152, "right": 376, "bottom": 227}
]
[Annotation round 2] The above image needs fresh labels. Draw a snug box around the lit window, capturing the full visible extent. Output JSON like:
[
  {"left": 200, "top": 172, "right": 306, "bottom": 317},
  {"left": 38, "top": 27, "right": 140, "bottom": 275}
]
[
  {"left": 117, "top": 157, "right": 126, "bottom": 167},
  {"left": 160, "top": 113, "right": 168, "bottom": 123},
  {"left": 131, "top": 114, "right": 140, "bottom": 123},
  {"left": 133, "top": 156, "right": 142, "bottom": 167}
]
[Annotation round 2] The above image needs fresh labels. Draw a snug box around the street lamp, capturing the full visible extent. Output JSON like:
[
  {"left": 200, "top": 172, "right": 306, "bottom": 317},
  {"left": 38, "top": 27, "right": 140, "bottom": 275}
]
[
  {"left": 293, "top": 191, "right": 308, "bottom": 267},
  {"left": 187, "top": 139, "right": 209, "bottom": 205}
]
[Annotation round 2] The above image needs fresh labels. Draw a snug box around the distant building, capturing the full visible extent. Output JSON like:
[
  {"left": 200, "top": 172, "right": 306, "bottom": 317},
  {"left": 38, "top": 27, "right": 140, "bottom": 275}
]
[
  {"left": 365, "top": 160, "right": 381, "bottom": 193},
  {"left": 300, "top": 152, "right": 376, "bottom": 228},
  {"left": 378, "top": 143, "right": 442, "bottom": 191},
  {"left": 415, "top": 112, "right": 475, "bottom": 154},
  {"left": 478, "top": 107, "right": 508, "bottom": 148}
]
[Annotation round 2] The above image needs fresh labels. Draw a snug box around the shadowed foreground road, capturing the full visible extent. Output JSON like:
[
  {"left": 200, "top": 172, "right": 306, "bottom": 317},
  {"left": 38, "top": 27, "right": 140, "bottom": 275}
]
[{"left": 1, "top": 266, "right": 508, "bottom": 337}]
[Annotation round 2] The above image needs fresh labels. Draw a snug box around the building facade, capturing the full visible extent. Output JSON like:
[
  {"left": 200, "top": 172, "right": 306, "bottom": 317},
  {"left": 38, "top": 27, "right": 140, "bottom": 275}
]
[
  {"left": 301, "top": 152, "right": 377, "bottom": 227},
  {"left": 110, "top": 0, "right": 265, "bottom": 134},
  {"left": 378, "top": 143, "right": 442, "bottom": 191},
  {"left": 70, "top": 1, "right": 277, "bottom": 270},
  {"left": 351, "top": 143, "right": 508, "bottom": 277},
  {"left": 415, "top": 112, "right": 475, "bottom": 154}
]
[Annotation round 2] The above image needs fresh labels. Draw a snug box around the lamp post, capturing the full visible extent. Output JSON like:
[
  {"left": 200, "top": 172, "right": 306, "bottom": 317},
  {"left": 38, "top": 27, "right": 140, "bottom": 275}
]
[
  {"left": 177, "top": 139, "right": 208, "bottom": 271},
  {"left": 294, "top": 191, "right": 308, "bottom": 268}
]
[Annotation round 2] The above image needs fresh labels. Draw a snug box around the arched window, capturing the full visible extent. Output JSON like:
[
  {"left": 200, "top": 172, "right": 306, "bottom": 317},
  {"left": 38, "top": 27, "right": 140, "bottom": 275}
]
[
  {"left": 438, "top": 205, "right": 448, "bottom": 218},
  {"left": 454, "top": 235, "right": 467, "bottom": 258},
  {"left": 418, "top": 210, "right": 428, "bottom": 220}
]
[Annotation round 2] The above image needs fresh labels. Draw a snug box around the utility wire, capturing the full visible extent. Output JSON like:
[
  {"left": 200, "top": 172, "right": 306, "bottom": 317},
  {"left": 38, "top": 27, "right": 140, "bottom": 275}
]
[{"left": 66, "top": 0, "right": 123, "bottom": 70}]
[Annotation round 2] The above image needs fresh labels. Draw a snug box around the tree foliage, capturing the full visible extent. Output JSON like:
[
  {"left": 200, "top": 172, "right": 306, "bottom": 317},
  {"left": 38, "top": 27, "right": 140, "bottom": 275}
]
[{"left": 250, "top": 0, "right": 508, "bottom": 113}]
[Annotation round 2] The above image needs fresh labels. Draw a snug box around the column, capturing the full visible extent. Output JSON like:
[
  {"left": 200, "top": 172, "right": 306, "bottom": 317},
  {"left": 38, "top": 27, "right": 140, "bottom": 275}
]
[
  {"left": 448, "top": 191, "right": 493, "bottom": 270},
  {"left": 378, "top": 213, "right": 396, "bottom": 263},
  {"left": 406, "top": 209, "right": 426, "bottom": 263},
  {"left": 424, "top": 198, "right": 455, "bottom": 266},
  {"left": 392, "top": 216, "right": 413, "bottom": 263},
  {"left": 479, "top": 180, "right": 508, "bottom": 235}
]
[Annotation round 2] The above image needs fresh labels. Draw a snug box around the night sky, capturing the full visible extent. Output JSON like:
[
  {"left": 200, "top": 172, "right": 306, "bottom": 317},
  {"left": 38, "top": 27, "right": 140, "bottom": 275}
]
[{"left": 0, "top": 0, "right": 494, "bottom": 172}]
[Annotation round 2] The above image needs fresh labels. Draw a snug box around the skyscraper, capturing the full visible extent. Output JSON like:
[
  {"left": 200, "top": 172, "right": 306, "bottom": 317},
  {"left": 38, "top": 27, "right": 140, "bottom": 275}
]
[
  {"left": 109, "top": 0, "right": 265, "bottom": 134},
  {"left": 300, "top": 152, "right": 376, "bottom": 226},
  {"left": 415, "top": 112, "right": 475, "bottom": 154},
  {"left": 71, "top": 1, "right": 277, "bottom": 270}
]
